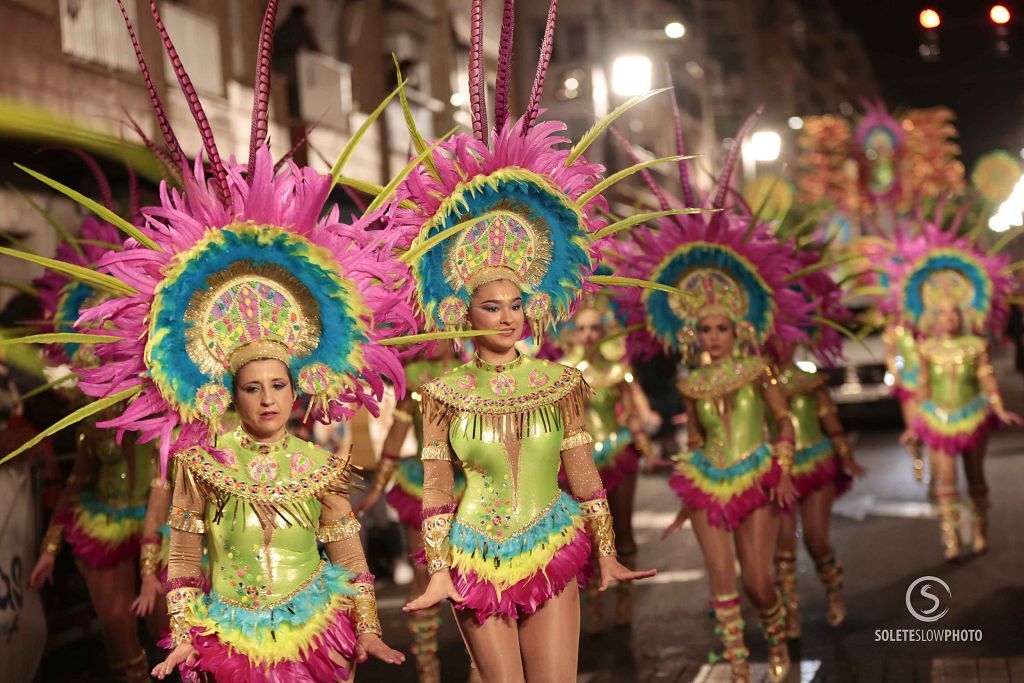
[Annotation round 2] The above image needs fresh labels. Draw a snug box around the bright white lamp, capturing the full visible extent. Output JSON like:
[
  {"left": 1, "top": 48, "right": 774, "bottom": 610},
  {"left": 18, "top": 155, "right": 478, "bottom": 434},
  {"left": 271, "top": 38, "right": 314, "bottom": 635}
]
[{"left": 611, "top": 55, "right": 653, "bottom": 97}]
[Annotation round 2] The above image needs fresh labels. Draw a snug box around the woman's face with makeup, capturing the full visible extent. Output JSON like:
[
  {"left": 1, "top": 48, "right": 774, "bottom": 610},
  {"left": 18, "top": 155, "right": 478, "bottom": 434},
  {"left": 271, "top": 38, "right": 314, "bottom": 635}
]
[{"left": 467, "top": 279, "right": 525, "bottom": 355}]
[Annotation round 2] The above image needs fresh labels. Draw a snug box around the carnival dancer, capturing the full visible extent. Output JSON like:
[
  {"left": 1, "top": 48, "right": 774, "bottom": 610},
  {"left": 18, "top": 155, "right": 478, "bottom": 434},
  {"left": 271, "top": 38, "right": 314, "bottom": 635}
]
[
  {"left": 392, "top": 2, "right": 669, "bottom": 678},
  {"left": 564, "top": 300, "right": 655, "bottom": 632},
  {"left": 616, "top": 109, "right": 817, "bottom": 682},
  {"left": 1, "top": 1, "right": 456, "bottom": 678},
  {"left": 356, "top": 345, "right": 468, "bottom": 683},
  {"left": 27, "top": 213, "right": 159, "bottom": 683},
  {"left": 897, "top": 223, "right": 1022, "bottom": 560},
  {"left": 768, "top": 250, "right": 865, "bottom": 638}
]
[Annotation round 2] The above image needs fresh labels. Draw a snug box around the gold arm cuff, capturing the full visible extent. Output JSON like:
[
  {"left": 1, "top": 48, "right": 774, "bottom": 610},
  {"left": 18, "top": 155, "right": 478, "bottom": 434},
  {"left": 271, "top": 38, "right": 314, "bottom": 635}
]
[
  {"left": 168, "top": 506, "right": 205, "bottom": 534},
  {"left": 818, "top": 402, "right": 838, "bottom": 418},
  {"left": 579, "top": 497, "right": 617, "bottom": 558},
  {"left": 139, "top": 543, "right": 162, "bottom": 577},
  {"left": 978, "top": 361, "right": 995, "bottom": 379},
  {"left": 150, "top": 477, "right": 171, "bottom": 490},
  {"left": 317, "top": 513, "right": 362, "bottom": 543},
  {"left": 352, "top": 581, "right": 382, "bottom": 637},
  {"left": 774, "top": 409, "right": 795, "bottom": 424},
  {"left": 987, "top": 394, "right": 1005, "bottom": 412},
  {"left": 392, "top": 408, "right": 413, "bottom": 424},
  {"left": 421, "top": 440, "right": 453, "bottom": 462},
  {"left": 372, "top": 457, "right": 399, "bottom": 493},
  {"left": 166, "top": 587, "right": 200, "bottom": 647},
  {"left": 41, "top": 524, "right": 63, "bottom": 555},
  {"left": 774, "top": 442, "right": 795, "bottom": 474},
  {"left": 560, "top": 428, "right": 593, "bottom": 452},
  {"left": 421, "top": 512, "right": 454, "bottom": 574}
]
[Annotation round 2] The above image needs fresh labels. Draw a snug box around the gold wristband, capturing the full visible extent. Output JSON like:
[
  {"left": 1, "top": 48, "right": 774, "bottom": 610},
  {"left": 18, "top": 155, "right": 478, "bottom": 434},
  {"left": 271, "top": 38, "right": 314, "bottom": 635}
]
[
  {"left": 580, "top": 497, "right": 616, "bottom": 558},
  {"left": 421, "top": 440, "right": 453, "bottom": 462},
  {"left": 987, "top": 394, "right": 1005, "bottom": 412},
  {"left": 774, "top": 442, "right": 795, "bottom": 474},
  {"left": 166, "top": 587, "right": 200, "bottom": 647},
  {"left": 372, "top": 457, "right": 399, "bottom": 493},
  {"left": 421, "top": 512, "right": 454, "bottom": 574},
  {"left": 392, "top": 408, "right": 413, "bottom": 424},
  {"left": 150, "top": 476, "right": 171, "bottom": 490},
  {"left": 41, "top": 524, "right": 63, "bottom": 555},
  {"left": 560, "top": 428, "right": 593, "bottom": 452},
  {"left": 317, "top": 513, "right": 361, "bottom": 543},
  {"left": 774, "top": 409, "right": 794, "bottom": 424},
  {"left": 139, "top": 543, "right": 162, "bottom": 577},
  {"left": 352, "top": 581, "right": 382, "bottom": 637},
  {"left": 168, "top": 506, "right": 205, "bottom": 534}
]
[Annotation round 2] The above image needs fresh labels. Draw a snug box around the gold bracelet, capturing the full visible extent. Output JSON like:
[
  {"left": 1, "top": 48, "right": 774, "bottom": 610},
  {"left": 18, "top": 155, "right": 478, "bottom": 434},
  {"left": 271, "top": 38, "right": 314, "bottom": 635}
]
[
  {"left": 167, "top": 506, "right": 205, "bottom": 534},
  {"left": 987, "top": 394, "right": 1005, "bottom": 412},
  {"left": 420, "top": 441, "right": 453, "bottom": 462},
  {"left": 166, "top": 587, "right": 200, "bottom": 647},
  {"left": 560, "top": 428, "right": 593, "bottom": 452},
  {"left": 139, "top": 543, "right": 162, "bottom": 577},
  {"left": 372, "top": 457, "right": 399, "bottom": 493},
  {"left": 978, "top": 361, "right": 995, "bottom": 379},
  {"left": 774, "top": 409, "right": 794, "bottom": 424},
  {"left": 352, "top": 580, "right": 382, "bottom": 637},
  {"left": 579, "top": 497, "right": 617, "bottom": 558},
  {"left": 774, "top": 442, "right": 795, "bottom": 474},
  {"left": 41, "top": 524, "right": 63, "bottom": 555},
  {"left": 149, "top": 477, "right": 171, "bottom": 490},
  {"left": 421, "top": 512, "right": 454, "bottom": 574},
  {"left": 317, "top": 513, "right": 361, "bottom": 543},
  {"left": 392, "top": 408, "right": 413, "bottom": 424}
]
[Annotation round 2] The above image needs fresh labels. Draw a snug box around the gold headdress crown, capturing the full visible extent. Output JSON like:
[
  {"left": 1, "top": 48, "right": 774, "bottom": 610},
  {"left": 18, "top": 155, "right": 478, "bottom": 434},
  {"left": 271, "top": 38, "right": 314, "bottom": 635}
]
[{"left": 443, "top": 209, "right": 552, "bottom": 294}]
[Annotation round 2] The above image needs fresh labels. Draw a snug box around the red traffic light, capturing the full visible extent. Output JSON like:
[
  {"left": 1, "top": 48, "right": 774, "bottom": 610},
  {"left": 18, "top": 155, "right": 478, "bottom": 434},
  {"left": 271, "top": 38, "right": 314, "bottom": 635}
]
[
  {"left": 919, "top": 8, "right": 941, "bottom": 29},
  {"left": 991, "top": 5, "right": 1011, "bottom": 24}
]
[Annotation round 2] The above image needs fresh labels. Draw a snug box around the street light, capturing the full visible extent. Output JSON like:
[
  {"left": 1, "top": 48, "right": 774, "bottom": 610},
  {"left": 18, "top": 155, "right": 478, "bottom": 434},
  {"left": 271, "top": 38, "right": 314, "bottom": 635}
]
[
  {"left": 919, "top": 8, "right": 941, "bottom": 29},
  {"left": 611, "top": 55, "right": 653, "bottom": 97},
  {"left": 749, "top": 131, "right": 782, "bottom": 162},
  {"left": 788, "top": 116, "right": 804, "bottom": 130},
  {"left": 664, "top": 22, "right": 686, "bottom": 39},
  {"left": 991, "top": 5, "right": 1011, "bottom": 24}
]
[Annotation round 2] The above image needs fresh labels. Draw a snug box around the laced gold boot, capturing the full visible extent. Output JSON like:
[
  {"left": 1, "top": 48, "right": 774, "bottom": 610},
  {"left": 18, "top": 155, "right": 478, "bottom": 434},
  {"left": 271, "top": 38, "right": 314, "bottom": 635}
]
[
  {"left": 814, "top": 549, "right": 846, "bottom": 627},
  {"left": 711, "top": 593, "right": 751, "bottom": 683},
  {"left": 615, "top": 551, "right": 636, "bottom": 627},
  {"left": 758, "top": 594, "right": 790, "bottom": 683},
  {"left": 109, "top": 651, "right": 149, "bottom": 683},
  {"left": 938, "top": 486, "right": 962, "bottom": 561},
  {"left": 584, "top": 579, "right": 604, "bottom": 634},
  {"left": 409, "top": 606, "right": 442, "bottom": 683},
  {"left": 774, "top": 551, "right": 800, "bottom": 639},
  {"left": 969, "top": 487, "right": 990, "bottom": 555}
]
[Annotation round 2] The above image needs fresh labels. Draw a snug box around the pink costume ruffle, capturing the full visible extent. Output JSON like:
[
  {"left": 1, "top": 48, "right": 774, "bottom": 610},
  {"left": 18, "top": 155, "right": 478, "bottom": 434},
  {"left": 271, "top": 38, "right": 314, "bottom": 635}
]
[
  {"left": 668, "top": 461, "right": 782, "bottom": 530},
  {"left": 386, "top": 485, "right": 424, "bottom": 529},
  {"left": 451, "top": 528, "right": 593, "bottom": 624},
  {"left": 914, "top": 414, "right": 998, "bottom": 457},
  {"left": 54, "top": 508, "right": 140, "bottom": 570},
  {"left": 791, "top": 454, "right": 852, "bottom": 499},
  {"left": 172, "top": 611, "right": 357, "bottom": 683},
  {"left": 892, "top": 385, "right": 917, "bottom": 402}
]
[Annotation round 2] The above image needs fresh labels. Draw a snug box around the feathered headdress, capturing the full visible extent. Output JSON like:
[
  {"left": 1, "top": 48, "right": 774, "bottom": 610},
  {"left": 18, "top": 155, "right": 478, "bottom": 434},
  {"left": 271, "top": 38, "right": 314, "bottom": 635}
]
[
  {"left": 896, "top": 219, "right": 1018, "bottom": 335},
  {"left": 611, "top": 108, "right": 815, "bottom": 363},
  {"left": 389, "top": 0, "right": 691, "bottom": 343},
  {"left": 854, "top": 99, "right": 905, "bottom": 202},
  {"left": 1, "top": 1, "right": 425, "bottom": 469}
]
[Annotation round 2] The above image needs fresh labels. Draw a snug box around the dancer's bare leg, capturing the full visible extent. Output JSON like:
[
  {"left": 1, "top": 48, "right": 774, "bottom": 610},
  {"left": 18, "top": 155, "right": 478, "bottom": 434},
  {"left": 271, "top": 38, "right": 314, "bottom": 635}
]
[
  {"left": 456, "top": 610, "right": 525, "bottom": 683},
  {"left": 81, "top": 559, "right": 146, "bottom": 679},
  {"left": 934, "top": 449, "right": 962, "bottom": 559},
  {"left": 609, "top": 470, "right": 638, "bottom": 625},
  {"left": 518, "top": 580, "right": 581, "bottom": 683},
  {"left": 736, "top": 506, "right": 788, "bottom": 679},
  {"left": 962, "top": 436, "right": 990, "bottom": 553},
  {"left": 775, "top": 510, "right": 799, "bottom": 637}
]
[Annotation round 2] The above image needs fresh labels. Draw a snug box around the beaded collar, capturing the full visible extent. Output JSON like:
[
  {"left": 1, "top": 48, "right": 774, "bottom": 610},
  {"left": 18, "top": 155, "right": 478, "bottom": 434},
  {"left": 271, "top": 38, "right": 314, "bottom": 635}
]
[
  {"left": 235, "top": 428, "right": 291, "bottom": 455},
  {"left": 679, "top": 356, "right": 767, "bottom": 399},
  {"left": 473, "top": 353, "right": 524, "bottom": 373}
]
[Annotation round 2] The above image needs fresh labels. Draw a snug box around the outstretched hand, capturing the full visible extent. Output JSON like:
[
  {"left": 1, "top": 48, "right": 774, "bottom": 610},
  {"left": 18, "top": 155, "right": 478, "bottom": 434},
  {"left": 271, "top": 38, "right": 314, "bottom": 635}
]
[
  {"left": 403, "top": 571, "right": 464, "bottom": 612},
  {"left": 771, "top": 473, "right": 798, "bottom": 508},
  {"left": 660, "top": 506, "right": 691, "bottom": 540},
  {"left": 997, "top": 409, "right": 1024, "bottom": 427},
  {"left": 153, "top": 643, "right": 198, "bottom": 680},
  {"left": 355, "top": 634, "right": 405, "bottom": 665},
  {"left": 29, "top": 553, "right": 55, "bottom": 591},
  {"left": 597, "top": 556, "right": 656, "bottom": 591},
  {"left": 899, "top": 428, "right": 919, "bottom": 447},
  {"left": 132, "top": 574, "right": 163, "bottom": 617},
  {"left": 353, "top": 489, "right": 382, "bottom": 516}
]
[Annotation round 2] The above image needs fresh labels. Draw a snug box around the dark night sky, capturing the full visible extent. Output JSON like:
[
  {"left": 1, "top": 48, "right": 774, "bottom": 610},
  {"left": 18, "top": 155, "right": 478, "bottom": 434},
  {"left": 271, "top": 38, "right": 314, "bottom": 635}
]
[{"left": 834, "top": 1, "right": 1024, "bottom": 168}]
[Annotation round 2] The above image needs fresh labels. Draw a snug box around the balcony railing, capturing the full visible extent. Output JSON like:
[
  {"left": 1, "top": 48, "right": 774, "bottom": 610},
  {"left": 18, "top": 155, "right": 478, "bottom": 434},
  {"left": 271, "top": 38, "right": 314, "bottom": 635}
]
[
  {"left": 60, "top": 0, "right": 137, "bottom": 72},
  {"left": 297, "top": 50, "right": 352, "bottom": 133},
  {"left": 159, "top": 3, "right": 224, "bottom": 96}
]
